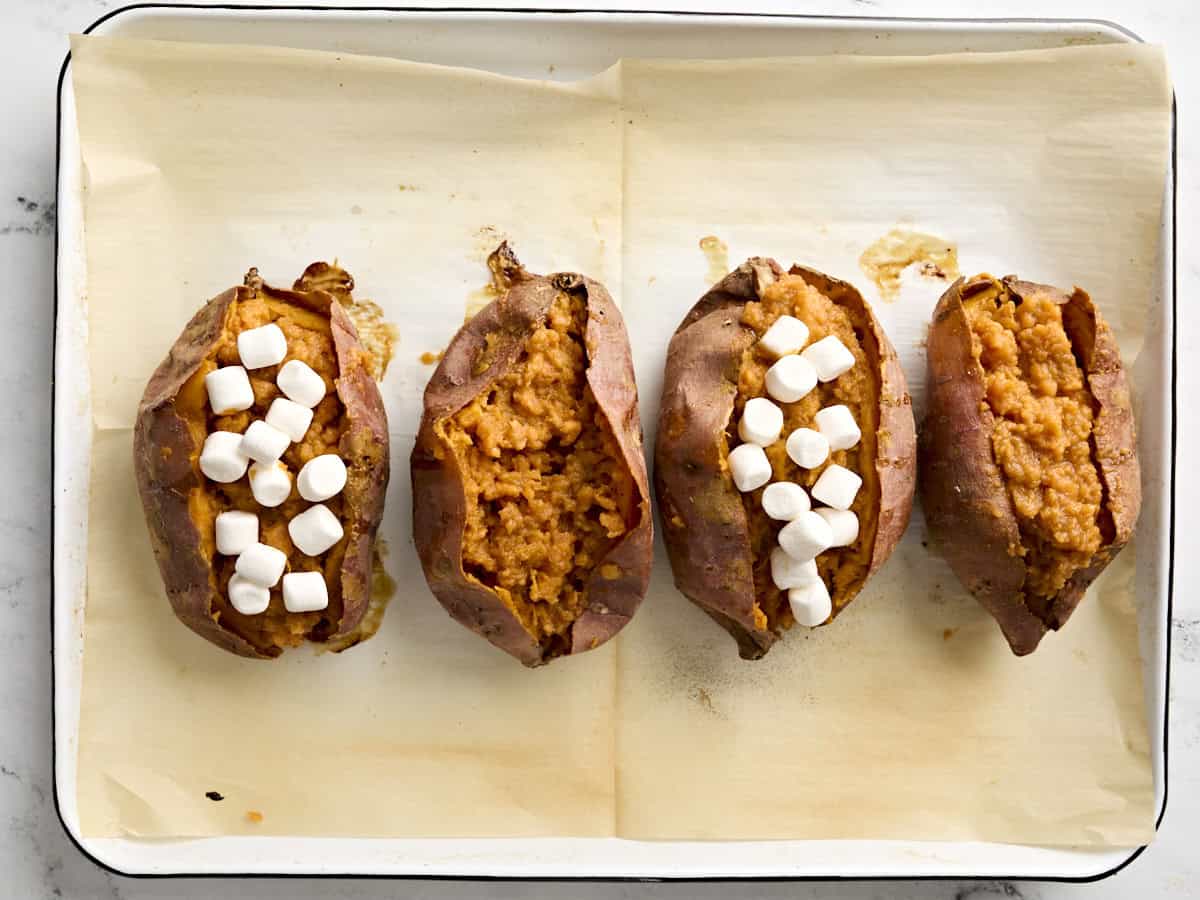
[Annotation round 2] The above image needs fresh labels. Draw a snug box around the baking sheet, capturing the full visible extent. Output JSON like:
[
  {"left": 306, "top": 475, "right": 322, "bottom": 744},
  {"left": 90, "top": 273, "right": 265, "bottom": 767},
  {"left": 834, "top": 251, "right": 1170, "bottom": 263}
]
[{"left": 69, "top": 34, "right": 1169, "bottom": 845}]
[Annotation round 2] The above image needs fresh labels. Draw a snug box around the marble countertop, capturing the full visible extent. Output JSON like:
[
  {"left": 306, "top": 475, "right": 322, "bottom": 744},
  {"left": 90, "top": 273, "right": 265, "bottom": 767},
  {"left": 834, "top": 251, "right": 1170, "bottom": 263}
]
[{"left": 5, "top": 0, "right": 1195, "bottom": 897}]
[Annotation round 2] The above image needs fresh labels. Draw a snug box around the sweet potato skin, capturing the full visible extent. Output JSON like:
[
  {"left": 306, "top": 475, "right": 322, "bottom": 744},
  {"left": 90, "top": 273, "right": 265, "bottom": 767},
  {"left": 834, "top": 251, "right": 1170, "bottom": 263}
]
[
  {"left": 411, "top": 248, "right": 653, "bottom": 667},
  {"left": 919, "top": 274, "right": 1140, "bottom": 655},
  {"left": 133, "top": 267, "right": 390, "bottom": 659},
  {"left": 654, "top": 258, "right": 917, "bottom": 659}
]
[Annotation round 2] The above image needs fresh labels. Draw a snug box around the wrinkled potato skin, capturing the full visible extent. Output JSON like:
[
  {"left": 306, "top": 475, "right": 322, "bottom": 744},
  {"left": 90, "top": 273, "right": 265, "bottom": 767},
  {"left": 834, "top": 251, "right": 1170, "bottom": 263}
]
[
  {"left": 133, "top": 267, "right": 390, "bottom": 660},
  {"left": 411, "top": 248, "right": 653, "bottom": 667},
  {"left": 919, "top": 275, "right": 1140, "bottom": 655},
  {"left": 654, "top": 258, "right": 917, "bottom": 659}
]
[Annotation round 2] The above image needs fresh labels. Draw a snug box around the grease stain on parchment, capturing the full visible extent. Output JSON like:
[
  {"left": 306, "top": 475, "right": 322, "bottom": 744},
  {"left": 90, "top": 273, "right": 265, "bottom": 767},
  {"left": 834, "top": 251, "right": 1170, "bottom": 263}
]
[
  {"left": 698, "top": 235, "right": 729, "bottom": 285},
  {"left": 464, "top": 283, "right": 501, "bottom": 322},
  {"left": 343, "top": 298, "right": 399, "bottom": 380},
  {"left": 466, "top": 226, "right": 512, "bottom": 320},
  {"left": 319, "top": 540, "right": 396, "bottom": 654},
  {"left": 858, "top": 228, "right": 959, "bottom": 301}
]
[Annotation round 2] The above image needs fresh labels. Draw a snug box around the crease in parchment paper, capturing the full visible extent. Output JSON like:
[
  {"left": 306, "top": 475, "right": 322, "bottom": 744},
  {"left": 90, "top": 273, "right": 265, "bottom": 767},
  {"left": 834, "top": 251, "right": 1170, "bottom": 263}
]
[{"left": 70, "top": 34, "right": 1168, "bottom": 845}]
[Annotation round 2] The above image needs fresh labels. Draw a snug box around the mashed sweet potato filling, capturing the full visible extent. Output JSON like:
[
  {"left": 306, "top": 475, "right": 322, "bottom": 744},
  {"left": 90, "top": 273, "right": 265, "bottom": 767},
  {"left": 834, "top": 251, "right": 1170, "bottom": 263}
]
[
  {"left": 443, "top": 292, "right": 634, "bottom": 648},
  {"left": 964, "top": 283, "right": 1103, "bottom": 604},
  {"left": 735, "top": 274, "right": 881, "bottom": 631},
  {"left": 180, "top": 292, "right": 348, "bottom": 651}
]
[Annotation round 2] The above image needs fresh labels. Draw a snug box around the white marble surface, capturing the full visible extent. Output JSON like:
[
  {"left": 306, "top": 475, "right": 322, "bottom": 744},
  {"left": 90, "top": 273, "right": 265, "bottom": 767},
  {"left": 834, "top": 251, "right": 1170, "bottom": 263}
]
[{"left": 4, "top": 0, "right": 1196, "bottom": 896}]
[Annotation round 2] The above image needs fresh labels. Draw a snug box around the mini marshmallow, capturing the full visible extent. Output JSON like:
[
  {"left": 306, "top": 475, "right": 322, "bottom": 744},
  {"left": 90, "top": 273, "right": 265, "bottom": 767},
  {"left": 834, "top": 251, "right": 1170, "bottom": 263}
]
[
  {"left": 215, "top": 510, "right": 258, "bottom": 555},
  {"left": 770, "top": 546, "right": 820, "bottom": 590},
  {"left": 802, "top": 335, "right": 856, "bottom": 382},
  {"left": 227, "top": 574, "right": 270, "bottom": 616},
  {"left": 277, "top": 359, "right": 327, "bottom": 408},
  {"left": 758, "top": 315, "right": 810, "bottom": 359},
  {"left": 297, "top": 454, "right": 348, "bottom": 503},
  {"left": 204, "top": 365, "right": 254, "bottom": 415},
  {"left": 764, "top": 354, "right": 818, "bottom": 404},
  {"left": 237, "top": 323, "right": 288, "bottom": 370},
  {"left": 239, "top": 420, "right": 290, "bottom": 464},
  {"left": 283, "top": 571, "right": 330, "bottom": 613},
  {"left": 199, "top": 431, "right": 250, "bottom": 483},
  {"left": 815, "top": 507, "right": 860, "bottom": 547},
  {"left": 811, "top": 463, "right": 862, "bottom": 511},
  {"left": 248, "top": 461, "right": 293, "bottom": 508},
  {"left": 815, "top": 404, "right": 861, "bottom": 451},
  {"left": 266, "top": 397, "right": 314, "bottom": 442},
  {"left": 789, "top": 579, "right": 832, "bottom": 627},
  {"left": 761, "top": 482, "right": 810, "bottom": 521},
  {"left": 288, "top": 503, "right": 344, "bottom": 556},
  {"left": 786, "top": 427, "right": 830, "bottom": 469},
  {"left": 737, "top": 397, "right": 784, "bottom": 447},
  {"left": 778, "top": 510, "right": 834, "bottom": 562},
  {"left": 235, "top": 541, "right": 287, "bottom": 588},
  {"left": 728, "top": 442, "right": 772, "bottom": 493}
]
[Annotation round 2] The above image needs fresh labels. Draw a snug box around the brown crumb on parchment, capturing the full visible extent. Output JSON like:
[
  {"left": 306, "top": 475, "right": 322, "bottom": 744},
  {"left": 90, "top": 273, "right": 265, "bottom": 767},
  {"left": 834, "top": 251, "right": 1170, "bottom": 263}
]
[
  {"left": 420, "top": 350, "right": 444, "bottom": 365},
  {"left": 246, "top": 810, "right": 264, "bottom": 824},
  {"left": 205, "top": 791, "right": 224, "bottom": 802},
  {"left": 943, "top": 628, "right": 959, "bottom": 641}
]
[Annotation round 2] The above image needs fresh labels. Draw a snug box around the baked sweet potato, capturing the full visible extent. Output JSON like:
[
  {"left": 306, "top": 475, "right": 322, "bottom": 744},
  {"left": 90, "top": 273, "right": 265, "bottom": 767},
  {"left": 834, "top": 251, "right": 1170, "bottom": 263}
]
[
  {"left": 654, "top": 258, "right": 916, "bottom": 659},
  {"left": 920, "top": 274, "right": 1140, "bottom": 655},
  {"left": 134, "top": 263, "right": 390, "bottom": 659},
  {"left": 411, "top": 244, "right": 653, "bottom": 666}
]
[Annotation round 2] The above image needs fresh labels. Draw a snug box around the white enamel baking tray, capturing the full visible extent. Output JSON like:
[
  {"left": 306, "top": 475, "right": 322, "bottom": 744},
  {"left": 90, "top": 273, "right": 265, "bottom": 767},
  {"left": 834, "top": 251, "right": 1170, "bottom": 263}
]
[{"left": 53, "top": 4, "right": 1175, "bottom": 882}]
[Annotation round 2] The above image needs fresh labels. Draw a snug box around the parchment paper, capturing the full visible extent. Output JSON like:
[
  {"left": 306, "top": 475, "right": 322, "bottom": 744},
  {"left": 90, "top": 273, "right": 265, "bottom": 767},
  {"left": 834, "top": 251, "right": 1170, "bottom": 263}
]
[{"left": 70, "top": 34, "right": 1169, "bottom": 845}]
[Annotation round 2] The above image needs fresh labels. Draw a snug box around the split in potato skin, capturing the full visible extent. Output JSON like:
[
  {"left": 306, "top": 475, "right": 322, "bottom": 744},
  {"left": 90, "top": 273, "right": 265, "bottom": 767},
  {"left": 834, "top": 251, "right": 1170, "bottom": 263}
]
[
  {"left": 654, "top": 258, "right": 916, "bottom": 659},
  {"left": 181, "top": 291, "right": 349, "bottom": 651},
  {"left": 734, "top": 274, "right": 880, "bottom": 632},
  {"left": 442, "top": 291, "right": 635, "bottom": 654},
  {"left": 960, "top": 278, "right": 1108, "bottom": 610},
  {"left": 920, "top": 273, "right": 1138, "bottom": 655},
  {"left": 413, "top": 244, "right": 652, "bottom": 666}
]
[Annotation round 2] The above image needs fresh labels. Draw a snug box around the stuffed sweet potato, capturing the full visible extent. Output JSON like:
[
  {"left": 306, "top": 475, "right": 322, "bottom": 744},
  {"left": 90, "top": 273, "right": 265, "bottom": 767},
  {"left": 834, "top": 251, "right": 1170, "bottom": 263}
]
[
  {"left": 134, "top": 263, "right": 390, "bottom": 659},
  {"left": 411, "top": 244, "right": 653, "bottom": 667},
  {"left": 920, "top": 274, "right": 1140, "bottom": 655},
  {"left": 655, "top": 258, "right": 916, "bottom": 659}
]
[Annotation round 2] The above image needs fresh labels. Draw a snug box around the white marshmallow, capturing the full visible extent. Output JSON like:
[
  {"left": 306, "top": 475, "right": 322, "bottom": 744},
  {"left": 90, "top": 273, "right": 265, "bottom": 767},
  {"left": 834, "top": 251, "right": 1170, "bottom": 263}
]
[
  {"left": 283, "top": 571, "right": 330, "bottom": 613},
  {"left": 215, "top": 510, "right": 258, "bottom": 555},
  {"left": 227, "top": 574, "right": 270, "bottom": 616},
  {"left": 277, "top": 359, "right": 327, "bottom": 408},
  {"left": 266, "top": 397, "right": 314, "bottom": 442},
  {"left": 815, "top": 404, "right": 861, "bottom": 451},
  {"left": 758, "top": 315, "right": 810, "bottom": 359},
  {"left": 770, "top": 546, "right": 820, "bottom": 590},
  {"left": 789, "top": 579, "right": 832, "bottom": 627},
  {"left": 297, "top": 454, "right": 348, "bottom": 502},
  {"left": 288, "top": 503, "right": 345, "bottom": 556},
  {"left": 204, "top": 366, "right": 254, "bottom": 415},
  {"left": 737, "top": 397, "right": 784, "bottom": 447},
  {"left": 815, "top": 507, "right": 860, "bottom": 547},
  {"left": 235, "top": 542, "right": 287, "bottom": 588},
  {"left": 239, "top": 420, "right": 290, "bottom": 464},
  {"left": 728, "top": 442, "right": 772, "bottom": 493},
  {"left": 237, "top": 323, "right": 288, "bottom": 370},
  {"left": 785, "top": 427, "right": 830, "bottom": 469},
  {"left": 802, "top": 335, "right": 856, "bottom": 382},
  {"left": 761, "top": 482, "right": 810, "bottom": 521},
  {"left": 811, "top": 464, "right": 862, "bottom": 511},
  {"left": 764, "top": 354, "right": 818, "bottom": 404},
  {"left": 248, "top": 461, "right": 293, "bottom": 508},
  {"left": 778, "top": 510, "right": 833, "bottom": 562},
  {"left": 199, "top": 431, "right": 250, "bottom": 483}
]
